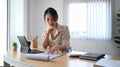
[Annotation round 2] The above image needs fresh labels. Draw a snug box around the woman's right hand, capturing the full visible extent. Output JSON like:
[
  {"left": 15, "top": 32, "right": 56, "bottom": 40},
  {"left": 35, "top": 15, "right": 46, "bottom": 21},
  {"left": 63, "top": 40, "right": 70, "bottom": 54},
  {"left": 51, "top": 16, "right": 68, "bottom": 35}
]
[{"left": 47, "top": 27, "right": 54, "bottom": 34}]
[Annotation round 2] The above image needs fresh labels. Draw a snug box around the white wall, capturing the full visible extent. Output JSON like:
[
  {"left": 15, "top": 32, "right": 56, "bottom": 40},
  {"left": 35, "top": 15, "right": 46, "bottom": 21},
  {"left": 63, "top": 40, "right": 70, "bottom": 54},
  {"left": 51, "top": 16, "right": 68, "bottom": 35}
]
[
  {"left": 70, "top": 39, "right": 120, "bottom": 56},
  {"left": 26, "top": 0, "right": 120, "bottom": 56}
]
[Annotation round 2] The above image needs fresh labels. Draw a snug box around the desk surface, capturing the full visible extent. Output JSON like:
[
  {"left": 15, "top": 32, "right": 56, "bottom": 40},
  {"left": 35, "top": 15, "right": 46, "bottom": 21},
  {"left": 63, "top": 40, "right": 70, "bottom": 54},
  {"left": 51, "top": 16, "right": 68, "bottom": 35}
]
[{"left": 4, "top": 50, "right": 120, "bottom": 67}]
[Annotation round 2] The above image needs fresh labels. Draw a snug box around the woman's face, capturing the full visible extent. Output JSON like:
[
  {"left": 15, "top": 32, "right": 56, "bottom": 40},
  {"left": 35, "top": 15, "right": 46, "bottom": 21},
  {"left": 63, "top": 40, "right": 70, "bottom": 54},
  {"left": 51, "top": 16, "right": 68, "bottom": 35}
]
[{"left": 45, "top": 13, "right": 57, "bottom": 28}]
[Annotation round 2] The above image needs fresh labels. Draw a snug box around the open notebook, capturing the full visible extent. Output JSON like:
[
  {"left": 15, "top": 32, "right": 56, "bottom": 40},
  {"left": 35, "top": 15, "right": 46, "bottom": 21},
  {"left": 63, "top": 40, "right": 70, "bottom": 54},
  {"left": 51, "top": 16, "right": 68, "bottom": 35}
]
[{"left": 25, "top": 53, "right": 65, "bottom": 61}]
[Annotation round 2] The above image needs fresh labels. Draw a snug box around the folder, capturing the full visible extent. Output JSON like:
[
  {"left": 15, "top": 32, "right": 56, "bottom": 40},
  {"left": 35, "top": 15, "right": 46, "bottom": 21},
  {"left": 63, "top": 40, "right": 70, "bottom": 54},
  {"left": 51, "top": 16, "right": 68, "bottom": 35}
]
[{"left": 79, "top": 52, "right": 105, "bottom": 60}]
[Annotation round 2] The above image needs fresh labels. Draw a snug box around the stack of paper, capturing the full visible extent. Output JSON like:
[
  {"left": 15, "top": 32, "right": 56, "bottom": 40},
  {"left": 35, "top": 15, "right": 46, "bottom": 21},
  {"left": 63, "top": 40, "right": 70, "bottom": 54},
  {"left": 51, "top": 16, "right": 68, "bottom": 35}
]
[
  {"left": 25, "top": 53, "right": 64, "bottom": 61},
  {"left": 94, "top": 59, "right": 120, "bottom": 67}
]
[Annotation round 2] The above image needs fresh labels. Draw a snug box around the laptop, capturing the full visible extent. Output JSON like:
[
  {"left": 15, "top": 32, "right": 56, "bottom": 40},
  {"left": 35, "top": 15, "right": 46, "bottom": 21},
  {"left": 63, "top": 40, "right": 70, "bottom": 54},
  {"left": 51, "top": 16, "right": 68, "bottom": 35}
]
[{"left": 17, "top": 36, "right": 44, "bottom": 54}]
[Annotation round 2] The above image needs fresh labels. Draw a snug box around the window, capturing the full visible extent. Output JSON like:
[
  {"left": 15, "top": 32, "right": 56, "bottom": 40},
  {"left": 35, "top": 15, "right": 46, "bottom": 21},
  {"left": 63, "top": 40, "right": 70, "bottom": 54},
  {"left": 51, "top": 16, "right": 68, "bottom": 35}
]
[
  {"left": 65, "top": 0, "right": 112, "bottom": 40},
  {"left": 0, "top": 0, "right": 7, "bottom": 66},
  {"left": 8, "top": 0, "right": 24, "bottom": 50}
]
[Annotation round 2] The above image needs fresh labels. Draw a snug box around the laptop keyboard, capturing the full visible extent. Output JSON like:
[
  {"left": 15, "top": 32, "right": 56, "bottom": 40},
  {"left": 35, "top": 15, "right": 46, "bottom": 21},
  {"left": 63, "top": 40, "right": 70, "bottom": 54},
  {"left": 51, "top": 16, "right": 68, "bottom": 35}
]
[{"left": 30, "top": 49, "right": 44, "bottom": 54}]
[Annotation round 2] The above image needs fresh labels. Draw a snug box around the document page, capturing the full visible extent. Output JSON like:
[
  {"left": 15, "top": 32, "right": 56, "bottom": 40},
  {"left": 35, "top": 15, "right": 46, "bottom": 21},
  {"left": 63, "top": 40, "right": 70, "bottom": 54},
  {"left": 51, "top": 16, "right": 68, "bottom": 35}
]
[{"left": 25, "top": 53, "right": 64, "bottom": 61}]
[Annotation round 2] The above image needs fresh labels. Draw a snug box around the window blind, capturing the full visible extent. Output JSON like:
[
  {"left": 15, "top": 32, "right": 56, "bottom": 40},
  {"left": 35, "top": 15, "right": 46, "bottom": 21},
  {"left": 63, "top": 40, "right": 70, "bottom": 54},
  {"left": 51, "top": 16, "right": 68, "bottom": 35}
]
[{"left": 65, "top": 0, "right": 112, "bottom": 40}]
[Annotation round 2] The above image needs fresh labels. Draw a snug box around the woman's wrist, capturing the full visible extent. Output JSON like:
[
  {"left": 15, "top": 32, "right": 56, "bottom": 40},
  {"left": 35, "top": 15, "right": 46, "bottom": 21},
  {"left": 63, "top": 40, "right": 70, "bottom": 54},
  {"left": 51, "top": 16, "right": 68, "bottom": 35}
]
[
  {"left": 59, "top": 45, "right": 69, "bottom": 52},
  {"left": 45, "top": 31, "right": 50, "bottom": 39}
]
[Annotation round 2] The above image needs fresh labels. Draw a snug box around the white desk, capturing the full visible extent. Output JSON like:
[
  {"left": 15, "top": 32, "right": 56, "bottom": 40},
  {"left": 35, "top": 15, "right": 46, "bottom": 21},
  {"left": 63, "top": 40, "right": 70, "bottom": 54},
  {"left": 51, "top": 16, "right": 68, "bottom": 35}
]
[{"left": 4, "top": 50, "right": 120, "bottom": 67}]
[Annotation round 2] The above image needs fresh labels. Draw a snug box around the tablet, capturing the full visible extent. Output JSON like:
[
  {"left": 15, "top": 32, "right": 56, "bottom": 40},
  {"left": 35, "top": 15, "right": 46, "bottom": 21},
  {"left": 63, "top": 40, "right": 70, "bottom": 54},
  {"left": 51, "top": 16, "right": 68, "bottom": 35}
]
[{"left": 17, "top": 36, "right": 44, "bottom": 53}]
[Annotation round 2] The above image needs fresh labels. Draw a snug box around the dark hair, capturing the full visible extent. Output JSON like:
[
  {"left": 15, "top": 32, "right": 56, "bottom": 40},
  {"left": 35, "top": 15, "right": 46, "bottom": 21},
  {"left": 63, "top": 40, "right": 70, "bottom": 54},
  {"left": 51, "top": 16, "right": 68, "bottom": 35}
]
[{"left": 44, "top": 7, "right": 58, "bottom": 21}]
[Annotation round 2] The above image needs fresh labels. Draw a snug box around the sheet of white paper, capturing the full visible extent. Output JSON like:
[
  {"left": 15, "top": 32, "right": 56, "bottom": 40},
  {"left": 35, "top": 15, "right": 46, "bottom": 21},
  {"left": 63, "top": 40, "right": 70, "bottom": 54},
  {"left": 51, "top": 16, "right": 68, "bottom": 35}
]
[
  {"left": 25, "top": 53, "right": 64, "bottom": 61},
  {"left": 67, "top": 51, "right": 87, "bottom": 57}
]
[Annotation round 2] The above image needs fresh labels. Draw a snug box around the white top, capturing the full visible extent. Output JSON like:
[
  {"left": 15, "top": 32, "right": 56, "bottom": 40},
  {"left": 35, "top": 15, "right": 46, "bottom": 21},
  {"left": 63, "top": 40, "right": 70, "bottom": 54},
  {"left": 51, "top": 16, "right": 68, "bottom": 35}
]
[{"left": 43, "top": 24, "right": 71, "bottom": 52}]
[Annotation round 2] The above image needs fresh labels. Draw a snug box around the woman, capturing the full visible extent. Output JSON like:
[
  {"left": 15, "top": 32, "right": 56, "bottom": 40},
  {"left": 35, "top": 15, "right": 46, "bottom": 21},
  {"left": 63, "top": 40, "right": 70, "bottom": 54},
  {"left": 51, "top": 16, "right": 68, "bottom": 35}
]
[{"left": 42, "top": 7, "right": 71, "bottom": 54}]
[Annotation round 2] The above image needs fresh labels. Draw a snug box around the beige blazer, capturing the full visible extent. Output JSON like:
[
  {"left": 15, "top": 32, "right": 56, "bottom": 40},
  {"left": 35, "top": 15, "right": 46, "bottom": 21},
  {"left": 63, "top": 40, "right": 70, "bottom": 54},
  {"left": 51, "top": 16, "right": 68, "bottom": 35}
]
[{"left": 43, "top": 24, "right": 71, "bottom": 52}]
